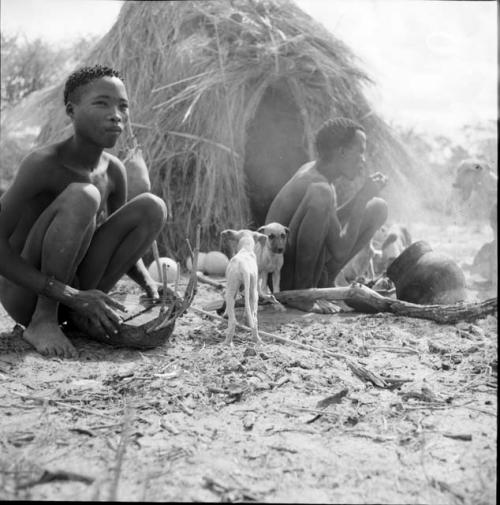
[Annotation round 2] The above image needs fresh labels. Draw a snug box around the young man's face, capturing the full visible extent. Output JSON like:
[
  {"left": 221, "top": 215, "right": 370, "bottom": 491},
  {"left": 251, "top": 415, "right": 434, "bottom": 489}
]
[
  {"left": 68, "top": 76, "right": 129, "bottom": 148},
  {"left": 338, "top": 129, "right": 367, "bottom": 180}
]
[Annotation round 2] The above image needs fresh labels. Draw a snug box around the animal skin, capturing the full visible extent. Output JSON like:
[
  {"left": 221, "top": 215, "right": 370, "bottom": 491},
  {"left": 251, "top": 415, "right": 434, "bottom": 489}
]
[{"left": 220, "top": 229, "right": 267, "bottom": 346}]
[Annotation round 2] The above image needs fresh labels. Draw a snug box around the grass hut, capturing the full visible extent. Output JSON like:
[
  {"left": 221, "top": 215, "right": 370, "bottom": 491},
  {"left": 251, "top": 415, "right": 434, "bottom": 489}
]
[{"left": 36, "top": 0, "right": 415, "bottom": 260}]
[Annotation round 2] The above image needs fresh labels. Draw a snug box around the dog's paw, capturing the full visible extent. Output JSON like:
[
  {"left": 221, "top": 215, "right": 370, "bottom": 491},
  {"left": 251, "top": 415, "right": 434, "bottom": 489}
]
[{"left": 273, "top": 302, "right": 286, "bottom": 312}]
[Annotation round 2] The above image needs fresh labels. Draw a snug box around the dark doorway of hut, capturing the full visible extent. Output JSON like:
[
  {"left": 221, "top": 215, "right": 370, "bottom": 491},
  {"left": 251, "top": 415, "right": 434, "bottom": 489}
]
[{"left": 244, "top": 85, "right": 309, "bottom": 226}]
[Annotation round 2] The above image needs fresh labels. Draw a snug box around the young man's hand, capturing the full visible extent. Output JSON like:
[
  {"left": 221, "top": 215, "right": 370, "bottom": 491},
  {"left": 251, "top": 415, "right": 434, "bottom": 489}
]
[
  {"left": 142, "top": 281, "right": 160, "bottom": 307},
  {"left": 69, "top": 289, "right": 127, "bottom": 337},
  {"left": 361, "top": 172, "right": 388, "bottom": 199}
]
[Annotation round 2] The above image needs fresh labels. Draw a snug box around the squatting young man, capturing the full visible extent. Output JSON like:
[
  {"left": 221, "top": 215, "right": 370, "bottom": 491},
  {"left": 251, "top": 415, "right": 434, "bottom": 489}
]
[
  {"left": 265, "top": 117, "right": 388, "bottom": 293},
  {"left": 0, "top": 65, "right": 167, "bottom": 358}
]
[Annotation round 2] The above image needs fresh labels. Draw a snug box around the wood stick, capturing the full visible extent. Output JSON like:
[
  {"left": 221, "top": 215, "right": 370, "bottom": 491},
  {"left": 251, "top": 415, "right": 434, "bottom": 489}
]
[
  {"left": 174, "top": 261, "right": 181, "bottom": 295},
  {"left": 10, "top": 392, "right": 117, "bottom": 420},
  {"left": 108, "top": 406, "right": 133, "bottom": 501},
  {"left": 191, "top": 306, "right": 336, "bottom": 356},
  {"left": 152, "top": 240, "right": 162, "bottom": 281},
  {"left": 190, "top": 306, "right": 386, "bottom": 386},
  {"left": 197, "top": 272, "right": 225, "bottom": 290},
  {"left": 388, "top": 297, "right": 497, "bottom": 323},
  {"left": 275, "top": 284, "right": 497, "bottom": 323}
]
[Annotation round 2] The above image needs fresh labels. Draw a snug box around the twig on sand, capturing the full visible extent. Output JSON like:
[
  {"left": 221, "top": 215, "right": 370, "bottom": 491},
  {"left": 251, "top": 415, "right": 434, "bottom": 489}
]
[
  {"left": 190, "top": 305, "right": 387, "bottom": 387},
  {"left": 9, "top": 392, "right": 118, "bottom": 420},
  {"left": 368, "top": 345, "right": 419, "bottom": 355},
  {"left": 17, "top": 469, "right": 94, "bottom": 490},
  {"left": 340, "top": 430, "right": 397, "bottom": 443},
  {"left": 108, "top": 405, "right": 133, "bottom": 501},
  {"left": 197, "top": 272, "right": 225, "bottom": 290},
  {"left": 441, "top": 432, "right": 472, "bottom": 441},
  {"left": 268, "top": 445, "right": 298, "bottom": 454}
]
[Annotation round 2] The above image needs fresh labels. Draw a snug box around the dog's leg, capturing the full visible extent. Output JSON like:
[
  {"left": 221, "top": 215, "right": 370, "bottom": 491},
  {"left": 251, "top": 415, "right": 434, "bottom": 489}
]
[
  {"left": 269, "top": 270, "right": 286, "bottom": 312},
  {"left": 272, "top": 270, "right": 280, "bottom": 294},
  {"left": 257, "top": 271, "right": 283, "bottom": 311},
  {"left": 224, "top": 285, "right": 237, "bottom": 346},
  {"left": 247, "top": 273, "right": 262, "bottom": 344},
  {"left": 257, "top": 272, "right": 268, "bottom": 299}
]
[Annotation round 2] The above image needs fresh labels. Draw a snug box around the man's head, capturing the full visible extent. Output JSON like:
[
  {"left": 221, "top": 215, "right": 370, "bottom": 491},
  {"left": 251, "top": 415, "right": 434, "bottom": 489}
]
[
  {"left": 64, "top": 65, "right": 123, "bottom": 106},
  {"left": 315, "top": 117, "right": 366, "bottom": 180},
  {"left": 64, "top": 64, "right": 129, "bottom": 148}
]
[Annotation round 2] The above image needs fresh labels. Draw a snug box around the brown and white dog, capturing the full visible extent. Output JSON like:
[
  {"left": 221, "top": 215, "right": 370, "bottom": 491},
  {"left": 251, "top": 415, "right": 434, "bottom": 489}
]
[
  {"left": 220, "top": 229, "right": 267, "bottom": 346},
  {"left": 255, "top": 222, "right": 289, "bottom": 308}
]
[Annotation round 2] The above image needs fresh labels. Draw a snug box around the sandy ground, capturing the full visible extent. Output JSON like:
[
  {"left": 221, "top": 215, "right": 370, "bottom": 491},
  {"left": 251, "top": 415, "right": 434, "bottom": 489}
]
[{"left": 0, "top": 221, "right": 497, "bottom": 503}]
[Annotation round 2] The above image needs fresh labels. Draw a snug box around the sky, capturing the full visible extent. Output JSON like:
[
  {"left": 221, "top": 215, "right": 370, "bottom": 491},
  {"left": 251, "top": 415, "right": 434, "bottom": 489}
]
[{"left": 0, "top": 0, "right": 497, "bottom": 136}]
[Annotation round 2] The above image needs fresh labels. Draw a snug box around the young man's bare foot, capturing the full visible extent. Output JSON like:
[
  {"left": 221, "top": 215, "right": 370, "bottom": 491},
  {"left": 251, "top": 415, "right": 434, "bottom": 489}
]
[{"left": 23, "top": 318, "right": 78, "bottom": 358}]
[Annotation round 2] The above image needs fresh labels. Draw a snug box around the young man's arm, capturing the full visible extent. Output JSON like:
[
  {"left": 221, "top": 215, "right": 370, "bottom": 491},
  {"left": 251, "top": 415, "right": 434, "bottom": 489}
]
[{"left": 325, "top": 173, "right": 387, "bottom": 262}]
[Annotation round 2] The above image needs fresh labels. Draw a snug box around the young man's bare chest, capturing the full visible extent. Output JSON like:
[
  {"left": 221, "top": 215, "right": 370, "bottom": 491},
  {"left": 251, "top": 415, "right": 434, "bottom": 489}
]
[{"left": 46, "top": 159, "right": 112, "bottom": 207}]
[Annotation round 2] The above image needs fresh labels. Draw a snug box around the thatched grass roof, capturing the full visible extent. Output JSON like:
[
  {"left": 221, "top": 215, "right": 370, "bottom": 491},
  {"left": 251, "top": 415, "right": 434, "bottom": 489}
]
[{"left": 36, "top": 0, "right": 415, "bottom": 259}]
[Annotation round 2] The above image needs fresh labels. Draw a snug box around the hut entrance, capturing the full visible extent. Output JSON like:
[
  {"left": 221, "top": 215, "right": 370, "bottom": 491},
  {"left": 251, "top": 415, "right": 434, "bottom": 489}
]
[{"left": 244, "top": 85, "right": 309, "bottom": 227}]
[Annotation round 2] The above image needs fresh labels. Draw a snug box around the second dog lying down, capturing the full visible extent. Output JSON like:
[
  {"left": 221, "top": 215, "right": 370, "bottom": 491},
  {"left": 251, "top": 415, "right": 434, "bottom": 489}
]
[{"left": 220, "top": 229, "right": 267, "bottom": 346}]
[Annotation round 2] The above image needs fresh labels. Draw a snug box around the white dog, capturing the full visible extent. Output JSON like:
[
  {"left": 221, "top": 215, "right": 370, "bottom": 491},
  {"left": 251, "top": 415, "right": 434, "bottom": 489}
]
[
  {"left": 220, "top": 229, "right": 267, "bottom": 346},
  {"left": 255, "top": 222, "right": 289, "bottom": 309}
]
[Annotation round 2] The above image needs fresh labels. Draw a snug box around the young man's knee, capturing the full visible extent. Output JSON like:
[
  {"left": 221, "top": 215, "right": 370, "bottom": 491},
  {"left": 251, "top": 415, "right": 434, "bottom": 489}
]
[
  {"left": 61, "top": 183, "right": 101, "bottom": 216},
  {"left": 133, "top": 193, "right": 168, "bottom": 227}
]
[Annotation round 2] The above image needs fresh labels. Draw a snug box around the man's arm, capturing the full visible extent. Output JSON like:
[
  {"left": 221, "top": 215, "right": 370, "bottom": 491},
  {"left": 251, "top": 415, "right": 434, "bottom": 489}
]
[{"left": 325, "top": 173, "right": 387, "bottom": 262}]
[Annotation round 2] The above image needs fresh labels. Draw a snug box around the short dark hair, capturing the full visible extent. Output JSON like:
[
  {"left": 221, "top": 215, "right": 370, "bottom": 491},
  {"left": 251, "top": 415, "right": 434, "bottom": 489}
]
[
  {"left": 315, "top": 117, "right": 365, "bottom": 162},
  {"left": 63, "top": 64, "right": 122, "bottom": 105}
]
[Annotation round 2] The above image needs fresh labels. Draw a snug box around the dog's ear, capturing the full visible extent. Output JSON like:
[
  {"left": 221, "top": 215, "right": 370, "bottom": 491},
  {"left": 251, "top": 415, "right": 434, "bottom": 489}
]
[
  {"left": 284, "top": 226, "right": 290, "bottom": 235},
  {"left": 221, "top": 229, "right": 240, "bottom": 258},
  {"left": 221, "top": 229, "right": 238, "bottom": 240},
  {"left": 257, "top": 225, "right": 267, "bottom": 234},
  {"left": 253, "top": 232, "right": 268, "bottom": 247}
]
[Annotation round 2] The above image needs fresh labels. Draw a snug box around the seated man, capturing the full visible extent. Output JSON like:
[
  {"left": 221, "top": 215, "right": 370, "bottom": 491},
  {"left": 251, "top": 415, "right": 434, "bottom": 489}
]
[
  {"left": 265, "top": 117, "right": 388, "bottom": 298},
  {"left": 0, "top": 65, "right": 167, "bottom": 358}
]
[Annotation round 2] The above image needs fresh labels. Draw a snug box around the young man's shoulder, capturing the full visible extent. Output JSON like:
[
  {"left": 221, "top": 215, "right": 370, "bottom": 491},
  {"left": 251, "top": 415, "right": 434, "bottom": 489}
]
[
  {"left": 294, "top": 161, "right": 329, "bottom": 184},
  {"left": 24, "top": 142, "right": 59, "bottom": 161},
  {"left": 17, "top": 141, "right": 64, "bottom": 174},
  {"left": 103, "top": 151, "right": 126, "bottom": 171}
]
